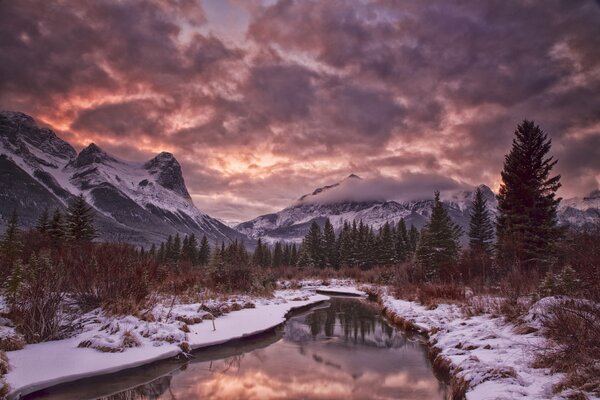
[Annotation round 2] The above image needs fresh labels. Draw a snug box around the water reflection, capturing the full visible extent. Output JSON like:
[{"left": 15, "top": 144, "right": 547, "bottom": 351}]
[{"left": 28, "top": 298, "right": 446, "bottom": 400}]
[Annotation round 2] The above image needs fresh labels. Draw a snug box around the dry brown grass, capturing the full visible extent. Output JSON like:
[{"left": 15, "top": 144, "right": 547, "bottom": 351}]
[
  {"left": 533, "top": 299, "right": 600, "bottom": 396},
  {"left": 0, "top": 331, "right": 25, "bottom": 352}
]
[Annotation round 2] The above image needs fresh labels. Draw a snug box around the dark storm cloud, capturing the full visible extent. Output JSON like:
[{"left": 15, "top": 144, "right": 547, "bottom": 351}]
[
  {"left": 72, "top": 100, "right": 169, "bottom": 138},
  {"left": 1, "top": 0, "right": 599, "bottom": 220}
]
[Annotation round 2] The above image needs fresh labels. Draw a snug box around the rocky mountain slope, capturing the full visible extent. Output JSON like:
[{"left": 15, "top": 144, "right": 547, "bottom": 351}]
[
  {"left": 236, "top": 174, "right": 599, "bottom": 244},
  {"left": 0, "top": 111, "right": 248, "bottom": 246}
]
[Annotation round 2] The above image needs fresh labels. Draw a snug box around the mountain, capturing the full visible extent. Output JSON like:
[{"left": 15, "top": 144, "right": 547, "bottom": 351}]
[
  {"left": 236, "top": 175, "right": 498, "bottom": 244},
  {"left": 0, "top": 111, "right": 248, "bottom": 246},
  {"left": 558, "top": 190, "right": 600, "bottom": 229},
  {"left": 236, "top": 174, "right": 600, "bottom": 244}
]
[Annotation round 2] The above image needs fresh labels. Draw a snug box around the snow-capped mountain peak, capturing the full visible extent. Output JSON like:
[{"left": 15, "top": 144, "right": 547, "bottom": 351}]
[{"left": 0, "top": 111, "right": 248, "bottom": 246}]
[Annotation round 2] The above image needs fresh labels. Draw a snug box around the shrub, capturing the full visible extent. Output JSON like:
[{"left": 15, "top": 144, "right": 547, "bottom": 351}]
[
  {"left": 7, "top": 253, "right": 65, "bottom": 343},
  {"left": 533, "top": 299, "right": 600, "bottom": 395},
  {"left": 61, "top": 243, "right": 160, "bottom": 314}
]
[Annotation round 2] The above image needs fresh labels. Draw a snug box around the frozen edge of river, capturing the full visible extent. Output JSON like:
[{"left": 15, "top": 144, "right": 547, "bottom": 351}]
[{"left": 5, "top": 290, "right": 336, "bottom": 399}]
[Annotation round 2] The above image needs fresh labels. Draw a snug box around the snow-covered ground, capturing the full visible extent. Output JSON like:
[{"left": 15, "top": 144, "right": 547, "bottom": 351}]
[
  {"left": 375, "top": 289, "right": 597, "bottom": 400},
  {"left": 4, "top": 289, "right": 330, "bottom": 399},
  {"left": 3, "top": 281, "right": 594, "bottom": 400}
]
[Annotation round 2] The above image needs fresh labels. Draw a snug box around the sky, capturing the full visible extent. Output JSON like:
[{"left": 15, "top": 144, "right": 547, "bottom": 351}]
[{"left": 1, "top": 0, "right": 599, "bottom": 222}]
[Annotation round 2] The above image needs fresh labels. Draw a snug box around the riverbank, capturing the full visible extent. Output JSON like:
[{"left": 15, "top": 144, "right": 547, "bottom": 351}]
[
  {"left": 4, "top": 289, "right": 333, "bottom": 399},
  {"left": 368, "top": 286, "right": 599, "bottom": 400}
]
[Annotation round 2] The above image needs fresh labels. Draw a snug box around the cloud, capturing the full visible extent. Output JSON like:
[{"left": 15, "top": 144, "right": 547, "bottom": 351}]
[
  {"left": 1, "top": 0, "right": 599, "bottom": 220},
  {"left": 298, "top": 173, "right": 467, "bottom": 205}
]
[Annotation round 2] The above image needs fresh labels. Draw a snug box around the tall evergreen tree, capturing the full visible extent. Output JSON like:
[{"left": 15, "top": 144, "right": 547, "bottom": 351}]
[
  {"left": 198, "top": 235, "right": 211, "bottom": 266},
  {"left": 322, "top": 219, "right": 338, "bottom": 269},
  {"left": 377, "top": 222, "right": 395, "bottom": 265},
  {"left": 48, "top": 209, "right": 64, "bottom": 243},
  {"left": 36, "top": 208, "right": 50, "bottom": 233},
  {"left": 0, "top": 209, "right": 22, "bottom": 273},
  {"left": 337, "top": 221, "right": 354, "bottom": 267},
  {"left": 468, "top": 186, "right": 495, "bottom": 255},
  {"left": 172, "top": 233, "right": 182, "bottom": 262},
  {"left": 65, "top": 194, "right": 96, "bottom": 242},
  {"left": 304, "top": 221, "right": 323, "bottom": 267},
  {"left": 408, "top": 225, "right": 419, "bottom": 253},
  {"left": 272, "top": 242, "right": 283, "bottom": 268},
  {"left": 496, "top": 120, "right": 562, "bottom": 268},
  {"left": 394, "top": 219, "right": 409, "bottom": 263},
  {"left": 416, "top": 191, "right": 462, "bottom": 280}
]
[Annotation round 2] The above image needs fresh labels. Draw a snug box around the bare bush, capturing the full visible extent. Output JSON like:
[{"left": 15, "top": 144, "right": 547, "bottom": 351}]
[
  {"left": 533, "top": 299, "right": 600, "bottom": 395},
  {"left": 8, "top": 253, "right": 65, "bottom": 343}
]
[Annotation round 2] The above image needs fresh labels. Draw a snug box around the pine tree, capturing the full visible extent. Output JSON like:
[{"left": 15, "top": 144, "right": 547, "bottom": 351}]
[
  {"left": 4, "top": 259, "right": 23, "bottom": 306},
  {"left": 0, "top": 209, "right": 22, "bottom": 273},
  {"left": 65, "top": 194, "right": 96, "bottom": 242},
  {"left": 36, "top": 208, "right": 50, "bottom": 233},
  {"left": 172, "top": 233, "right": 182, "bottom": 262},
  {"left": 496, "top": 120, "right": 562, "bottom": 268},
  {"left": 253, "top": 238, "right": 264, "bottom": 266},
  {"left": 304, "top": 221, "right": 323, "bottom": 267},
  {"left": 338, "top": 221, "right": 354, "bottom": 267},
  {"left": 290, "top": 243, "right": 298, "bottom": 266},
  {"left": 377, "top": 222, "right": 395, "bottom": 265},
  {"left": 468, "top": 186, "right": 495, "bottom": 255},
  {"left": 48, "top": 209, "right": 65, "bottom": 243},
  {"left": 149, "top": 243, "right": 157, "bottom": 258},
  {"left": 322, "top": 219, "right": 338, "bottom": 269},
  {"left": 408, "top": 225, "right": 419, "bottom": 253},
  {"left": 272, "top": 242, "right": 283, "bottom": 268},
  {"left": 158, "top": 242, "right": 166, "bottom": 263},
  {"left": 416, "top": 191, "right": 462, "bottom": 280},
  {"left": 394, "top": 219, "right": 409, "bottom": 263},
  {"left": 198, "top": 235, "right": 211, "bottom": 266}
]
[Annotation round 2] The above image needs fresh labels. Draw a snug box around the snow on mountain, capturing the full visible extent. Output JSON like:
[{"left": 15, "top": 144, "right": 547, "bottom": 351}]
[
  {"left": 0, "top": 111, "right": 248, "bottom": 246},
  {"left": 236, "top": 174, "right": 498, "bottom": 244},
  {"left": 236, "top": 173, "right": 598, "bottom": 244},
  {"left": 558, "top": 190, "right": 600, "bottom": 228}
]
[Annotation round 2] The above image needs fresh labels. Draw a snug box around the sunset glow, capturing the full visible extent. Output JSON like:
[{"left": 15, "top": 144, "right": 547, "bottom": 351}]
[{"left": 1, "top": 0, "right": 599, "bottom": 221}]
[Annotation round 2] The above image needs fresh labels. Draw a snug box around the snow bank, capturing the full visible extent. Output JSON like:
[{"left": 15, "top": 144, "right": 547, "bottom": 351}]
[
  {"left": 279, "top": 278, "right": 369, "bottom": 297},
  {"left": 378, "top": 290, "right": 567, "bottom": 399},
  {"left": 5, "top": 290, "right": 328, "bottom": 399}
]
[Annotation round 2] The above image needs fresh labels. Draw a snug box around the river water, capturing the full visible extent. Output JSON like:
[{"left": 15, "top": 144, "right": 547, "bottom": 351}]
[{"left": 27, "top": 297, "right": 446, "bottom": 400}]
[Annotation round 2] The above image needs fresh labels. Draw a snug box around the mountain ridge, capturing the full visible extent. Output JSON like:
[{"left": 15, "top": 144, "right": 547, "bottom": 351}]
[
  {"left": 0, "top": 111, "right": 249, "bottom": 246},
  {"left": 236, "top": 175, "right": 599, "bottom": 244}
]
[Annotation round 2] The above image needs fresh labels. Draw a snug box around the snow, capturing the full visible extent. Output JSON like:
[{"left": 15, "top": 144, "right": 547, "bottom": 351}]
[
  {"left": 377, "top": 290, "right": 574, "bottom": 399},
  {"left": 4, "top": 290, "right": 328, "bottom": 399}
]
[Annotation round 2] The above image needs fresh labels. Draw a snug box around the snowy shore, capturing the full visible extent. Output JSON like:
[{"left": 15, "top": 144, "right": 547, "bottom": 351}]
[
  {"left": 372, "top": 288, "right": 594, "bottom": 400},
  {"left": 4, "top": 289, "right": 331, "bottom": 399}
]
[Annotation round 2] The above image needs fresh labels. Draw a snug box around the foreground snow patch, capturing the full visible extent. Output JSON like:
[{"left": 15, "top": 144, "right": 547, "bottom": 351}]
[
  {"left": 379, "top": 292, "right": 565, "bottom": 399},
  {"left": 5, "top": 290, "right": 327, "bottom": 399}
]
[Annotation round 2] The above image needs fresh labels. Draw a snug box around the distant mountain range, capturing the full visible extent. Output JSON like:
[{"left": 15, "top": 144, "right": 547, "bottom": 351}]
[
  {"left": 236, "top": 174, "right": 600, "bottom": 244},
  {"left": 1, "top": 111, "right": 598, "bottom": 248},
  {"left": 0, "top": 111, "right": 247, "bottom": 246}
]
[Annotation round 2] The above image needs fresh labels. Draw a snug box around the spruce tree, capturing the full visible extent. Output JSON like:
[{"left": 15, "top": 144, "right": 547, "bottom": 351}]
[
  {"left": 48, "top": 209, "right": 65, "bottom": 243},
  {"left": 0, "top": 209, "right": 22, "bottom": 273},
  {"left": 416, "top": 191, "right": 462, "bottom": 280},
  {"left": 337, "top": 221, "right": 354, "bottom": 267},
  {"left": 394, "top": 219, "right": 409, "bottom": 263},
  {"left": 65, "top": 194, "right": 96, "bottom": 242},
  {"left": 322, "top": 219, "right": 338, "bottom": 269},
  {"left": 408, "top": 225, "right": 419, "bottom": 253},
  {"left": 272, "top": 242, "right": 283, "bottom": 268},
  {"left": 198, "top": 235, "right": 211, "bottom": 266},
  {"left": 304, "top": 221, "right": 323, "bottom": 267},
  {"left": 36, "top": 208, "right": 50, "bottom": 233},
  {"left": 377, "top": 222, "right": 395, "bottom": 265},
  {"left": 172, "top": 233, "right": 182, "bottom": 262},
  {"left": 496, "top": 120, "right": 562, "bottom": 268},
  {"left": 468, "top": 186, "right": 495, "bottom": 255}
]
